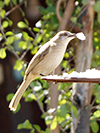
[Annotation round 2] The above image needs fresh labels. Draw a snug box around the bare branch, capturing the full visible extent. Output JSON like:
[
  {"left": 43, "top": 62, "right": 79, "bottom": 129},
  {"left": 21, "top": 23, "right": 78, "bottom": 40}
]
[
  {"left": 30, "top": 84, "right": 46, "bottom": 117},
  {"left": 56, "top": 0, "right": 62, "bottom": 23},
  {"left": 42, "top": 77, "right": 100, "bottom": 83},
  {"left": 5, "top": 0, "right": 29, "bottom": 17},
  {"left": 0, "top": 17, "right": 7, "bottom": 41}
]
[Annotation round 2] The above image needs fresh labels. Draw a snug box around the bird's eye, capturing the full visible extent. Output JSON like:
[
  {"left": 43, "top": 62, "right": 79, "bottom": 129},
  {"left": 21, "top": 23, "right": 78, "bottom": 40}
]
[{"left": 64, "top": 33, "right": 68, "bottom": 36}]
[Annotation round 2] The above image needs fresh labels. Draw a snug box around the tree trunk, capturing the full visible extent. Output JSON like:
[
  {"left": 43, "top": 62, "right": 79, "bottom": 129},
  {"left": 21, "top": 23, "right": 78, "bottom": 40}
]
[{"left": 71, "top": 2, "right": 94, "bottom": 133}]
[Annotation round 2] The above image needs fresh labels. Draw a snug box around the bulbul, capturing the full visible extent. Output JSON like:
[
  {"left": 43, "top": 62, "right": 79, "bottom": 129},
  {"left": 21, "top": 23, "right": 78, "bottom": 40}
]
[{"left": 9, "top": 31, "right": 82, "bottom": 111}]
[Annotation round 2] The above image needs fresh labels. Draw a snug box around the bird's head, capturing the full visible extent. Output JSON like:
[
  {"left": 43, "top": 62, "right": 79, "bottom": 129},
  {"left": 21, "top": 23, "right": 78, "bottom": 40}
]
[
  {"left": 52, "top": 31, "right": 76, "bottom": 44},
  {"left": 58, "top": 31, "right": 76, "bottom": 41},
  {"left": 51, "top": 31, "right": 85, "bottom": 44}
]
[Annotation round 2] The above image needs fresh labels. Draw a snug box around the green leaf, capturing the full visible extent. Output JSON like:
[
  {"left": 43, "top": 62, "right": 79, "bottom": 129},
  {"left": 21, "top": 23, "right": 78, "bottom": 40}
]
[
  {"left": 33, "top": 125, "right": 41, "bottom": 132},
  {"left": 31, "top": 47, "right": 38, "bottom": 55},
  {"left": 12, "top": 0, "right": 17, "bottom": 5},
  {"left": 61, "top": 60, "right": 68, "bottom": 69},
  {"left": 14, "top": 59, "right": 24, "bottom": 71},
  {"left": 45, "top": 128, "right": 51, "bottom": 133},
  {"left": 2, "top": 21, "right": 9, "bottom": 28},
  {"left": 0, "top": 1, "right": 4, "bottom": 8},
  {"left": 93, "top": 110, "right": 100, "bottom": 118},
  {"left": 23, "top": 88, "right": 32, "bottom": 97},
  {"left": 71, "top": 105, "right": 78, "bottom": 119},
  {"left": 98, "top": 11, "right": 100, "bottom": 23},
  {"left": 5, "top": 31, "right": 14, "bottom": 36},
  {"left": 19, "top": 41, "right": 28, "bottom": 50},
  {"left": 13, "top": 103, "right": 21, "bottom": 114},
  {"left": 30, "top": 129, "right": 35, "bottom": 133},
  {"left": 33, "top": 27, "right": 40, "bottom": 32},
  {"left": 94, "top": 1, "right": 100, "bottom": 12},
  {"left": 50, "top": 116, "right": 57, "bottom": 130},
  {"left": 90, "top": 120, "right": 99, "bottom": 133},
  {"left": 34, "top": 34, "right": 42, "bottom": 44},
  {"left": 6, "top": 93, "right": 14, "bottom": 102},
  {"left": 0, "top": 9, "right": 6, "bottom": 18},
  {"left": 0, "top": 48, "right": 6, "bottom": 59},
  {"left": 24, "top": 18, "right": 29, "bottom": 26},
  {"left": 22, "top": 31, "right": 29, "bottom": 40},
  {"left": 7, "top": 93, "right": 21, "bottom": 113},
  {"left": 6, "top": 36, "right": 15, "bottom": 44},
  {"left": 4, "top": 0, "right": 10, "bottom": 5},
  {"left": 17, "top": 21, "right": 27, "bottom": 28},
  {"left": 82, "top": 0, "right": 87, "bottom": 5},
  {"left": 57, "top": 104, "right": 67, "bottom": 118},
  {"left": 17, "top": 120, "right": 33, "bottom": 130},
  {"left": 7, "top": 18, "right": 13, "bottom": 26}
]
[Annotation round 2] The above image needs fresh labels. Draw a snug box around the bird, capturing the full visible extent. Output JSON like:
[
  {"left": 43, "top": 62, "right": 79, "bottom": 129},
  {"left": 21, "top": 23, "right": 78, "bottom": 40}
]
[{"left": 9, "top": 30, "right": 82, "bottom": 111}]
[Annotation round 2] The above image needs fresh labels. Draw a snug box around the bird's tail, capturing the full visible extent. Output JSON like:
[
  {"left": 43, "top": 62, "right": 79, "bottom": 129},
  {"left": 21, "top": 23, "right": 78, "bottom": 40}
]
[{"left": 9, "top": 73, "right": 37, "bottom": 111}]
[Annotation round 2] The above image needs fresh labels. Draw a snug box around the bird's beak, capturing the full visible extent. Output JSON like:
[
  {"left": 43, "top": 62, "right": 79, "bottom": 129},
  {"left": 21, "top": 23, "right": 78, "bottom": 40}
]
[{"left": 68, "top": 33, "right": 76, "bottom": 38}]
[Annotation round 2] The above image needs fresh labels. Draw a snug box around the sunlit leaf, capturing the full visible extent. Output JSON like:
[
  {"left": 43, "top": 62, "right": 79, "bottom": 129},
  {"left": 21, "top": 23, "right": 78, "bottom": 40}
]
[
  {"left": 4, "top": 0, "right": 10, "bottom": 5},
  {"left": 17, "top": 21, "right": 27, "bottom": 28},
  {"left": 93, "top": 110, "right": 100, "bottom": 118},
  {"left": 2, "top": 21, "right": 9, "bottom": 28},
  {"left": 60, "top": 99, "right": 67, "bottom": 105},
  {"left": 17, "top": 120, "right": 33, "bottom": 129},
  {"left": 5, "top": 31, "right": 14, "bottom": 36},
  {"left": 0, "top": 48, "right": 6, "bottom": 59},
  {"left": 50, "top": 116, "right": 57, "bottom": 130},
  {"left": 33, "top": 27, "right": 40, "bottom": 32},
  {"left": 19, "top": 41, "right": 28, "bottom": 50},
  {"left": 6, "top": 36, "right": 15, "bottom": 44},
  {"left": 34, "top": 34, "right": 42, "bottom": 44},
  {"left": 14, "top": 59, "right": 24, "bottom": 71},
  {"left": 0, "top": 9, "right": 6, "bottom": 18},
  {"left": 22, "top": 31, "right": 29, "bottom": 39},
  {"left": 31, "top": 47, "right": 38, "bottom": 55}
]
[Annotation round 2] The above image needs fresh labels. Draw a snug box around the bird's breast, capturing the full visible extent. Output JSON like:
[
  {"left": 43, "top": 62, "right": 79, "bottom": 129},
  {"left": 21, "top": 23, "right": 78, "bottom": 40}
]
[{"left": 32, "top": 43, "right": 67, "bottom": 75}]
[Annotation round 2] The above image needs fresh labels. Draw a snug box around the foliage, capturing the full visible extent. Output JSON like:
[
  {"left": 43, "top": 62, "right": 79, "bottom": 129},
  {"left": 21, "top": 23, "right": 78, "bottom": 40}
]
[{"left": 0, "top": 0, "right": 100, "bottom": 133}]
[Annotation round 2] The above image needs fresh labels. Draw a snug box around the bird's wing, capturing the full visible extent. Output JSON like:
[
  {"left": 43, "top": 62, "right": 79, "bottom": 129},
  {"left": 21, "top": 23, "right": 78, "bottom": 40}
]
[{"left": 25, "top": 42, "right": 52, "bottom": 76}]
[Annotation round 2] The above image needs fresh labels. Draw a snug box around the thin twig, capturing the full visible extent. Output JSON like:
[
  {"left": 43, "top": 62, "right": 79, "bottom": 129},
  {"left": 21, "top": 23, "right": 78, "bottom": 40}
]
[
  {"left": 0, "top": 17, "right": 7, "bottom": 41},
  {"left": 70, "top": 0, "right": 93, "bottom": 31},
  {"left": 5, "top": 0, "right": 29, "bottom": 17},
  {"left": 9, "top": 48, "right": 19, "bottom": 59},
  {"left": 30, "top": 84, "right": 46, "bottom": 117},
  {"left": 20, "top": 48, "right": 29, "bottom": 60},
  {"left": 26, "top": 27, "right": 36, "bottom": 38}
]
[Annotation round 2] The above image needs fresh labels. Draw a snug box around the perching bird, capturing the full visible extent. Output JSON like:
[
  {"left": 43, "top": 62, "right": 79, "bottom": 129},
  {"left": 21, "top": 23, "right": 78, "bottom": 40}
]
[{"left": 9, "top": 30, "right": 85, "bottom": 111}]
